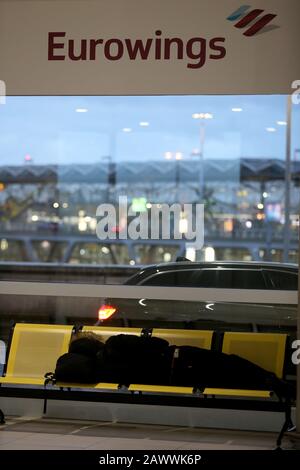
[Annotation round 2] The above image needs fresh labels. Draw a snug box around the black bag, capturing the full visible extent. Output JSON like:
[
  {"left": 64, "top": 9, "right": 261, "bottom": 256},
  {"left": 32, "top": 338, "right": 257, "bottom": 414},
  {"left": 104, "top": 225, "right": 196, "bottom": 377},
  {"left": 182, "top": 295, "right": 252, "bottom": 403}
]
[{"left": 55, "top": 352, "right": 98, "bottom": 383}]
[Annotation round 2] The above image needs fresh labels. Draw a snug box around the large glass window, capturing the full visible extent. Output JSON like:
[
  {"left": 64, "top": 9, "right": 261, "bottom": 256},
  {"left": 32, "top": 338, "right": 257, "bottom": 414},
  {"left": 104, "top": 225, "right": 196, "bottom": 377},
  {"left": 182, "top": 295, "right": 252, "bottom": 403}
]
[{"left": 0, "top": 95, "right": 299, "bottom": 267}]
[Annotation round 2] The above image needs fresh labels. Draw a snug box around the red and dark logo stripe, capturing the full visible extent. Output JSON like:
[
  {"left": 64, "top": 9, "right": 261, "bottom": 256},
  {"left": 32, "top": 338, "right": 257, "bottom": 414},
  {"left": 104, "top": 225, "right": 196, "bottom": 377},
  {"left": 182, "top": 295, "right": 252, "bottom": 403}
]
[{"left": 227, "top": 5, "right": 277, "bottom": 37}]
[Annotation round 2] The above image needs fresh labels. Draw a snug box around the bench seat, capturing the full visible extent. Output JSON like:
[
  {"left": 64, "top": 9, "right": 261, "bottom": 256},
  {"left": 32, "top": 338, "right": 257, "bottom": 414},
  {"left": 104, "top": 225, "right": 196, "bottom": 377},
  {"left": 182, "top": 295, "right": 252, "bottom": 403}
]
[{"left": 0, "top": 377, "right": 46, "bottom": 386}]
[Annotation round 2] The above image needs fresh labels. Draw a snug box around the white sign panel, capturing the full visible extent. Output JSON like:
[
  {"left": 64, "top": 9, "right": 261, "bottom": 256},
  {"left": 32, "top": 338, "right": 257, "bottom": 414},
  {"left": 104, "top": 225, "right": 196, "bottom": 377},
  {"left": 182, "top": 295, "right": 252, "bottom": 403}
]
[{"left": 0, "top": 0, "right": 299, "bottom": 95}]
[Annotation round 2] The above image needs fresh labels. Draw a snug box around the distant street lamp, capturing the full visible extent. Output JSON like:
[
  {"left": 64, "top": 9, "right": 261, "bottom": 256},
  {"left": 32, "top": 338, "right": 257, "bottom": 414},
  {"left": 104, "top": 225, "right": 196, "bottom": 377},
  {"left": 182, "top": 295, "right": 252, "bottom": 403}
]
[
  {"left": 164, "top": 151, "right": 183, "bottom": 203},
  {"left": 192, "top": 112, "right": 213, "bottom": 201},
  {"left": 294, "top": 148, "right": 300, "bottom": 161},
  {"left": 101, "top": 155, "right": 116, "bottom": 203},
  {"left": 24, "top": 154, "right": 33, "bottom": 164}
]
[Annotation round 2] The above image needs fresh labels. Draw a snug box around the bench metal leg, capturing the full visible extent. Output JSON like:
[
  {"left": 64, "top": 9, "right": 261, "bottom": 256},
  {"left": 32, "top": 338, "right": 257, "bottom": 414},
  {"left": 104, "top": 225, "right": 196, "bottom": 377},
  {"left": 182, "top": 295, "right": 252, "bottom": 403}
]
[
  {"left": 276, "top": 398, "right": 294, "bottom": 449},
  {"left": 43, "top": 397, "right": 48, "bottom": 415},
  {"left": 0, "top": 408, "right": 5, "bottom": 425}
]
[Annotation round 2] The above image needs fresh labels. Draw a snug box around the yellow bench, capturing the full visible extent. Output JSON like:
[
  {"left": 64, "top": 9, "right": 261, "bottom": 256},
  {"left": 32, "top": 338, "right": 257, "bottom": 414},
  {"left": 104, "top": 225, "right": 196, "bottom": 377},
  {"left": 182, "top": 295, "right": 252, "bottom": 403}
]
[
  {"left": 0, "top": 324, "right": 292, "bottom": 448},
  {"left": 0, "top": 323, "right": 73, "bottom": 386}
]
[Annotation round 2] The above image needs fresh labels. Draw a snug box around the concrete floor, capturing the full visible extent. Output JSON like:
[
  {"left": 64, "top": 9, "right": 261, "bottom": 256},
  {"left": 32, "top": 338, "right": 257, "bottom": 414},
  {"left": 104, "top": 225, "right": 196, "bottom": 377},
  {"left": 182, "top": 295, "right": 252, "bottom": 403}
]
[{"left": 0, "top": 416, "right": 291, "bottom": 450}]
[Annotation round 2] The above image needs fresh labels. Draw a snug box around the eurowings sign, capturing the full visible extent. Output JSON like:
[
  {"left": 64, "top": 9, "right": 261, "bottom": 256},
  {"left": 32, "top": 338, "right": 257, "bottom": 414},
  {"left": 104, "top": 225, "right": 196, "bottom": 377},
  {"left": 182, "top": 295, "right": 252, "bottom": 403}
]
[
  {"left": 48, "top": 31, "right": 226, "bottom": 70},
  {"left": 47, "top": 4, "right": 279, "bottom": 69},
  {"left": 0, "top": 0, "right": 299, "bottom": 95}
]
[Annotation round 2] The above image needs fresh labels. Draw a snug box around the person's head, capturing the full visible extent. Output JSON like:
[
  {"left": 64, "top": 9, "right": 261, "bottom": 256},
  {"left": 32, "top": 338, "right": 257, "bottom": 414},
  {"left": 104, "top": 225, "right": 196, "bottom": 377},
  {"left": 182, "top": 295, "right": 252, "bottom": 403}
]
[{"left": 69, "top": 331, "right": 104, "bottom": 358}]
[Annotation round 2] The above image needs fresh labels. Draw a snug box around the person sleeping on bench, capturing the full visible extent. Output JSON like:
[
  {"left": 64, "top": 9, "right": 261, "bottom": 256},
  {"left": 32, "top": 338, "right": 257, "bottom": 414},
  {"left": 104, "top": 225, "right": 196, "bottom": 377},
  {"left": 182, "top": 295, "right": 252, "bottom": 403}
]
[{"left": 53, "top": 331, "right": 294, "bottom": 399}]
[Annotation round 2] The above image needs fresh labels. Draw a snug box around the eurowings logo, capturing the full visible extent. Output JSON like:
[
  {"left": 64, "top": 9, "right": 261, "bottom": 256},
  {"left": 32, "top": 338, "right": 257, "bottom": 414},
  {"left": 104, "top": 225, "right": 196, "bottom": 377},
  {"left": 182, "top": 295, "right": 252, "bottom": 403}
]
[{"left": 227, "top": 5, "right": 277, "bottom": 37}]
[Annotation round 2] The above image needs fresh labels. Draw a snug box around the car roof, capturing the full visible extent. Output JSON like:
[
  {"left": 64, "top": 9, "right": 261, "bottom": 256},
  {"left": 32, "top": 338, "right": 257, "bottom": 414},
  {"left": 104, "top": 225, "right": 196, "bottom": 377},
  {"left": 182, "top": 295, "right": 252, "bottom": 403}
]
[{"left": 125, "top": 260, "right": 298, "bottom": 284}]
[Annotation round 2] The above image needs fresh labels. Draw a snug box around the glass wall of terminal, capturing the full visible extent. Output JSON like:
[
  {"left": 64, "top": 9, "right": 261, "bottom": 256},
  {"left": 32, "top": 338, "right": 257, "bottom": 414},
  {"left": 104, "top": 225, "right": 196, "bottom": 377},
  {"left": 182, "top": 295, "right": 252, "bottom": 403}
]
[{"left": 0, "top": 95, "right": 299, "bottom": 270}]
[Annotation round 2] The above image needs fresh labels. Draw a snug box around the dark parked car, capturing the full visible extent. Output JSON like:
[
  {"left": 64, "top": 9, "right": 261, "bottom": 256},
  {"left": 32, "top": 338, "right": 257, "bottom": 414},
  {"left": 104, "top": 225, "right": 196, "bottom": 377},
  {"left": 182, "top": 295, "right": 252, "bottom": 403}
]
[
  {"left": 124, "top": 260, "right": 298, "bottom": 290},
  {"left": 98, "top": 261, "right": 298, "bottom": 335}
]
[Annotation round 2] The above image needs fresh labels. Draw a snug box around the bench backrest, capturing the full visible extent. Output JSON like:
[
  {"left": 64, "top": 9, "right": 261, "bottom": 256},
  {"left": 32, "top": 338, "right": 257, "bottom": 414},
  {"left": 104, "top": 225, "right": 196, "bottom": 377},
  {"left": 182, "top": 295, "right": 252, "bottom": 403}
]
[
  {"left": 83, "top": 326, "right": 213, "bottom": 350},
  {"left": 5, "top": 323, "right": 73, "bottom": 378},
  {"left": 152, "top": 329, "right": 213, "bottom": 349},
  {"left": 222, "top": 332, "right": 287, "bottom": 379},
  {"left": 82, "top": 326, "right": 142, "bottom": 342}
]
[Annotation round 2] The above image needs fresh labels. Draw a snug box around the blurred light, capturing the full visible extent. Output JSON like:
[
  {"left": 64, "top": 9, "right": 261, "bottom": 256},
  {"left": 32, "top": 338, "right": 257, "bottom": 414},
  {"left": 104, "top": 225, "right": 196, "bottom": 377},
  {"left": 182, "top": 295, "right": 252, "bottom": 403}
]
[
  {"left": 266, "top": 127, "right": 276, "bottom": 132},
  {"left": 139, "top": 121, "right": 149, "bottom": 127},
  {"left": 186, "top": 246, "right": 196, "bottom": 262},
  {"left": 191, "top": 148, "right": 200, "bottom": 156},
  {"left": 24, "top": 154, "right": 32, "bottom": 162},
  {"left": 224, "top": 219, "right": 233, "bottom": 233},
  {"left": 139, "top": 299, "right": 146, "bottom": 307},
  {"left": 41, "top": 240, "right": 50, "bottom": 249},
  {"left": 89, "top": 218, "right": 97, "bottom": 230},
  {"left": 119, "top": 217, "right": 127, "bottom": 232},
  {"left": 205, "top": 246, "right": 215, "bottom": 262},
  {"left": 277, "top": 121, "right": 287, "bottom": 126},
  {"left": 263, "top": 192, "right": 268, "bottom": 198},
  {"left": 164, "top": 151, "right": 172, "bottom": 160},
  {"left": 79, "top": 249, "right": 86, "bottom": 255},
  {"left": 164, "top": 252, "right": 172, "bottom": 262},
  {"left": 129, "top": 259, "right": 136, "bottom": 265},
  {"left": 101, "top": 246, "right": 110, "bottom": 254},
  {"left": 146, "top": 203, "right": 152, "bottom": 209},
  {"left": 122, "top": 127, "right": 132, "bottom": 132},
  {"left": 206, "top": 303, "right": 214, "bottom": 310},
  {"left": 31, "top": 215, "right": 39, "bottom": 222},
  {"left": 62, "top": 202, "right": 69, "bottom": 208},
  {"left": 53, "top": 202, "right": 59, "bottom": 208},
  {"left": 85, "top": 216, "right": 92, "bottom": 222},
  {"left": 266, "top": 203, "right": 282, "bottom": 222},
  {"left": 232, "top": 108, "right": 243, "bottom": 112},
  {"left": 98, "top": 305, "right": 117, "bottom": 321},
  {"left": 78, "top": 210, "right": 85, "bottom": 217},
  {"left": 0, "top": 239, "right": 8, "bottom": 251},
  {"left": 192, "top": 113, "right": 213, "bottom": 119},
  {"left": 78, "top": 220, "right": 87, "bottom": 231},
  {"left": 175, "top": 152, "right": 183, "bottom": 160},
  {"left": 179, "top": 213, "right": 188, "bottom": 234},
  {"left": 131, "top": 197, "right": 147, "bottom": 213},
  {"left": 257, "top": 203, "right": 264, "bottom": 210},
  {"left": 0, "top": 182, "right": 5, "bottom": 192},
  {"left": 245, "top": 220, "right": 252, "bottom": 229},
  {"left": 256, "top": 213, "right": 265, "bottom": 220},
  {"left": 76, "top": 108, "right": 88, "bottom": 113}
]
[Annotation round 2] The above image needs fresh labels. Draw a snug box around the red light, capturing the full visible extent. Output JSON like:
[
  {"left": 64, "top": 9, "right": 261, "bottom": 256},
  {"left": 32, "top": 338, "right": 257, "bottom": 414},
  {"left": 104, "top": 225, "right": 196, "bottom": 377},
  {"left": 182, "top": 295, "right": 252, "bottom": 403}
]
[{"left": 98, "top": 305, "right": 117, "bottom": 321}]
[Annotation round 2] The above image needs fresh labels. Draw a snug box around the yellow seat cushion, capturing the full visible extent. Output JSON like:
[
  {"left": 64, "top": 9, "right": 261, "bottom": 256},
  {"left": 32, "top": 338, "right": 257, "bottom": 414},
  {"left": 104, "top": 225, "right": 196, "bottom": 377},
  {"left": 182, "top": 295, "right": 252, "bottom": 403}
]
[{"left": 203, "top": 388, "right": 272, "bottom": 398}]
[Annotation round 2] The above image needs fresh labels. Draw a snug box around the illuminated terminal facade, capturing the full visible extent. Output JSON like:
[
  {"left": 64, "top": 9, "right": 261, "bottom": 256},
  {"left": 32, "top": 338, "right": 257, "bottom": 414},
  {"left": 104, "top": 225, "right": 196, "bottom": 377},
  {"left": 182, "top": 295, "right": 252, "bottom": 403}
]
[{"left": 0, "top": 158, "right": 299, "bottom": 265}]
